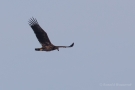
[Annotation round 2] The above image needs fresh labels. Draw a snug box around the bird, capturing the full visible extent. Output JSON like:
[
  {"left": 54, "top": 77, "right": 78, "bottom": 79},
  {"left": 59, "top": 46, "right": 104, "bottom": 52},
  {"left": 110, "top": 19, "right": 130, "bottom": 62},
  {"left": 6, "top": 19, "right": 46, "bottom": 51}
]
[{"left": 28, "top": 17, "right": 74, "bottom": 51}]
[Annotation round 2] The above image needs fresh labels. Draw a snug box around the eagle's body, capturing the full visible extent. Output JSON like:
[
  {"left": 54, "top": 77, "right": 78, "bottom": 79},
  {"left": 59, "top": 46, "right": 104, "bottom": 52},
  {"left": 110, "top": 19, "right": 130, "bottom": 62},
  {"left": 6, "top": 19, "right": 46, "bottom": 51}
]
[{"left": 28, "top": 17, "right": 74, "bottom": 51}]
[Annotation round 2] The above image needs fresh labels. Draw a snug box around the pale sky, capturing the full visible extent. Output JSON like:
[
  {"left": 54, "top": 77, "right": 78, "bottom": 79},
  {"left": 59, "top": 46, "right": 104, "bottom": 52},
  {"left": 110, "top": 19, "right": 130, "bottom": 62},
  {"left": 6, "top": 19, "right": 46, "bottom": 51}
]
[{"left": 0, "top": 0, "right": 135, "bottom": 90}]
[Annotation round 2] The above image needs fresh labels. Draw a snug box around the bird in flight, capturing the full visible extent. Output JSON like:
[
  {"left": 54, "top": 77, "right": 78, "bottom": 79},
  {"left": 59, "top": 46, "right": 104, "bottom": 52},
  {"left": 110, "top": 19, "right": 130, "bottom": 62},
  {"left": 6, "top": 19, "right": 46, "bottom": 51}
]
[{"left": 28, "top": 17, "right": 74, "bottom": 51}]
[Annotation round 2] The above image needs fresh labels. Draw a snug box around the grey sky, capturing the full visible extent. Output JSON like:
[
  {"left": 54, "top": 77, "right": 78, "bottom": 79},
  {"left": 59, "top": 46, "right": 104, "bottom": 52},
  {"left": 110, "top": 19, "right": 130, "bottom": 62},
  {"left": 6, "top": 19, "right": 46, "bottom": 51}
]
[{"left": 0, "top": 0, "right": 135, "bottom": 90}]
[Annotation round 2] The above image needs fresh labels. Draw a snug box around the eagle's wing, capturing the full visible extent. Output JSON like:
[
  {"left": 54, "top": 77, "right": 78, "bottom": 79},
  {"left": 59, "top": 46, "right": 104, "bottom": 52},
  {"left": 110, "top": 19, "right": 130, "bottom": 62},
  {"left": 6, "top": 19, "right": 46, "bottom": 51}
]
[
  {"left": 56, "top": 43, "right": 74, "bottom": 48},
  {"left": 28, "top": 17, "right": 52, "bottom": 46}
]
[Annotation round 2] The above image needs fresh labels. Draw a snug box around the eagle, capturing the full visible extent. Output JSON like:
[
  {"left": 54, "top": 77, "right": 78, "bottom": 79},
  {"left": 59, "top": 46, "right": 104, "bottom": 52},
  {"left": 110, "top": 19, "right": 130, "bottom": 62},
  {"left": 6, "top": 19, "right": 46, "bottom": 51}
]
[{"left": 28, "top": 17, "right": 74, "bottom": 51}]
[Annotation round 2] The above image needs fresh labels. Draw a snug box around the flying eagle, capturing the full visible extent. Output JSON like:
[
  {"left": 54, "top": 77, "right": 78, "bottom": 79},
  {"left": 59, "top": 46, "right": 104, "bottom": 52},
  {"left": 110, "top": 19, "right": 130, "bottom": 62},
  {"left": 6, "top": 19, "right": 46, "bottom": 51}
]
[{"left": 28, "top": 17, "right": 74, "bottom": 51}]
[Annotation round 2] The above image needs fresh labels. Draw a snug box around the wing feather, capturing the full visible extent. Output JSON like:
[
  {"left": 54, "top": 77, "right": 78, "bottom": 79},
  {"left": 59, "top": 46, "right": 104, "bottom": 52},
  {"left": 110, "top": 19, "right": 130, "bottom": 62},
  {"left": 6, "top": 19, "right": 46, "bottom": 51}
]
[
  {"left": 28, "top": 17, "right": 52, "bottom": 46},
  {"left": 56, "top": 43, "right": 74, "bottom": 48}
]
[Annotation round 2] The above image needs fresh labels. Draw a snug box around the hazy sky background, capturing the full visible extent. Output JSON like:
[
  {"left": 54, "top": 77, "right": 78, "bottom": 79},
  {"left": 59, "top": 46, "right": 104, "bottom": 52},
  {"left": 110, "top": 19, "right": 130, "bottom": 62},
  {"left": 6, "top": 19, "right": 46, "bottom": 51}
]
[{"left": 0, "top": 0, "right": 135, "bottom": 90}]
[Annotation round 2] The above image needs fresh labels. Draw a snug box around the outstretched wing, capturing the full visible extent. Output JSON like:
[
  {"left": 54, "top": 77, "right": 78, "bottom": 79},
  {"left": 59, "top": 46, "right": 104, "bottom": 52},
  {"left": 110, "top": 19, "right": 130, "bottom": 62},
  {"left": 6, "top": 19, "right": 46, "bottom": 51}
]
[
  {"left": 56, "top": 43, "right": 74, "bottom": 48},
  {"left": 28, "top": 17, "right": 52, "bottom": 46}
]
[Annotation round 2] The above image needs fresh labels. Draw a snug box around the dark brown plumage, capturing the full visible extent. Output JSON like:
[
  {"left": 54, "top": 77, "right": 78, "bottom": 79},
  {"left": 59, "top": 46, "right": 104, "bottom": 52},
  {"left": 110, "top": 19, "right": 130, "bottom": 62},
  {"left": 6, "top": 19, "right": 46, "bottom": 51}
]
[{"left": 28, "top": 17, "right": 74, "bottom": 51}]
